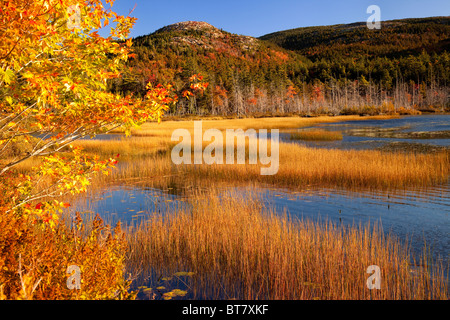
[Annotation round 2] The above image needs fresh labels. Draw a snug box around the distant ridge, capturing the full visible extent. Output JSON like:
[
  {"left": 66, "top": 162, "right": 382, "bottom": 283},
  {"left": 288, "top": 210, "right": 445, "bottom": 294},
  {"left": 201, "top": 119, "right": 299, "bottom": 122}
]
[{"left": 259, "top": 16, "right": 450, "bottom": 59}]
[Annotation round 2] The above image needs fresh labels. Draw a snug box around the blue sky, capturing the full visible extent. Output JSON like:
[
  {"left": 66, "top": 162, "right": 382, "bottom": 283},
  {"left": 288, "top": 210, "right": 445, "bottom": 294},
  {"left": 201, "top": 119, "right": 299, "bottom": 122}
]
[{"left": 106, "top": 0, "right": 450, "bottom": 38}]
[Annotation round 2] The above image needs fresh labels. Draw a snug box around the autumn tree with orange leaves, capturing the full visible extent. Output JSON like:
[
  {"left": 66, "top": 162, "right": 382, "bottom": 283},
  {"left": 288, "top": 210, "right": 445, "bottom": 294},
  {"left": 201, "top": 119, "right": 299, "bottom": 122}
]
[{"left": 0, "top": 0, "right": 178, "bottom": 299}]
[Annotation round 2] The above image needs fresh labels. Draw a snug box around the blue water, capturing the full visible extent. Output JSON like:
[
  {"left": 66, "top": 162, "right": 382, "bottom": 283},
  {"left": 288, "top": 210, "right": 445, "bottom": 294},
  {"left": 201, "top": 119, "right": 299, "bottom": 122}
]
[
  {"left": 281, "top": 114, "right": 450, "bottom": 150},
  {"left": 71, "top": 185, "right": 187, "bottom": 227},
  {"left": 259, "top": 185, "right": 449, "bottom": 261},
  {"left": 73, "top": 182, "right": 449, "bottom": 263},
  {"left": 328, "top": 114, "right": 450, "bottom": 133}
]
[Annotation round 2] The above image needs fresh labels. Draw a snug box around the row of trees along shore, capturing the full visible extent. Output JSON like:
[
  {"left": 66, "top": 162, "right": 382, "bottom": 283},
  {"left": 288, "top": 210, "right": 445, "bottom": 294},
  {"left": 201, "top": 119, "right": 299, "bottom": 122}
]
[{"left": 108, "top": 25, "right": 450, "bottom": 117}]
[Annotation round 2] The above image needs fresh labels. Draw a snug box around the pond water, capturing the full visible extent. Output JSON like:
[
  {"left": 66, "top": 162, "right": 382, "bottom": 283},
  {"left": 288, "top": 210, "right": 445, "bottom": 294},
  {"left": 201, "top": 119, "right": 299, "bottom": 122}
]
[
  {"left": 72, "top": 182, "right": 449, "bottom": 263},
  {"left": 261, "top": 185, "right": 449, "bottom": 259},
  {"left": 72, "top": 114, "right": 449, "bottom": 291},
  {"left": 72, "top": 185, "right": 187, "bottom": 227},
  {"left": 281, "top": 114, "right": 450, "bottom": 150}
]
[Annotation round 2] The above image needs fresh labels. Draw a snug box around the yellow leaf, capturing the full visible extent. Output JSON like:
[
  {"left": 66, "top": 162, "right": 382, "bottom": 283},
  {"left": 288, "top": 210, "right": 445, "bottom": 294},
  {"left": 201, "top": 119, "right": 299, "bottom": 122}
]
[
  {"left": 22, "top": 71, "right": 33, "bottom": 79},
  {"left": 4, "top": 69, "right": 14, "bottom": 84}
]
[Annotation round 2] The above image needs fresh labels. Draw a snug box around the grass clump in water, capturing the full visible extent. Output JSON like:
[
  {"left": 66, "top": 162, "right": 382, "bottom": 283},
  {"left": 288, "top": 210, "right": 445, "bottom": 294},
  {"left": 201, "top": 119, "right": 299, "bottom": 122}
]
[{"left": 290, "top": 129, "right": 343, "bottom": 141}]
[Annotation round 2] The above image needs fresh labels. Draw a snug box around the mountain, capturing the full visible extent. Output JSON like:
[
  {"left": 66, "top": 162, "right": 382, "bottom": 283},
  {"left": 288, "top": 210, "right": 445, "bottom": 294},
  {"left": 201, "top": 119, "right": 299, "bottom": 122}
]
[
  {"left": 152, "top": 21, "right": 259, "bottom": 52},
  {"left": 260, "top": 17, "right": 450, "bottom": 60},
  {"left": 108, "top": 18, "right": 449, "bottom": 116},
  {"left": 110, "top": 20, "right": 309, "bottom": 115},
  {"left": 258, "top": 17, "right": 450, "bottom": 96}
]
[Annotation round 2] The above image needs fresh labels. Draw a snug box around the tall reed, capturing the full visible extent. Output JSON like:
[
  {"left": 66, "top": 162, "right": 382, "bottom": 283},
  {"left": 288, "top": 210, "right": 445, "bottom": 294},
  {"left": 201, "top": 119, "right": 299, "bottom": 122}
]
[
  {"left": 126, "top": 189, "right": 448, "bottom": 300},
  {"left": 90, "top": 140, "right": 449, "bottom": 191},
  {"left": 290, "top": 129, "right": 343, "bottom": 141}
]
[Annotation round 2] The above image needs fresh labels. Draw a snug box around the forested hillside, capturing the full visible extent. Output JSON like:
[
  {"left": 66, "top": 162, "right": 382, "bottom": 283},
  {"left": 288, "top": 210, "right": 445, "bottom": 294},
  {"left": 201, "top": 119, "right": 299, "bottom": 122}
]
[
  {"left": 260, "top": 17, "right": 449, "bottom": 84},
  {"left": 109, "top": 18, "right": 450, "bottom": 116}
]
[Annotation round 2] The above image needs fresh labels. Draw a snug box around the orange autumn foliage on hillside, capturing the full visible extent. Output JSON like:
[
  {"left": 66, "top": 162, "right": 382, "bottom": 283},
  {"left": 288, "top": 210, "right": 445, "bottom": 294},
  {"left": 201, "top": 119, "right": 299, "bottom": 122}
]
[{"left": 0, "top": 0, "right": 188, "bottom": 299}]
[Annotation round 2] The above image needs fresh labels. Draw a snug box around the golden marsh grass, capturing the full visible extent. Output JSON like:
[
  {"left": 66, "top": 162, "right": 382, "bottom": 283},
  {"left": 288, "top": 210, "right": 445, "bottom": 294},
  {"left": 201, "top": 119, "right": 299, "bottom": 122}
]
[
  {"left": 290, "top": 129, "right": 343, "bottom": 141},
  {"left": 72, "top": 137, "right": 175, "bottom": 158},
  {"left": 72, "top": 114, "right": 448, "bottom": 191},
  {"left": 126, "top": 189, "right": 448, "bottom": 300},
  {"left": 86, "top": 139, "right": 448, "bottom": 191},
  {"left": 69, "top": 116, "right": 449, "bottom": 300},
  {"left": 112, "top": 115, "right": 399, "bottom": 137}
]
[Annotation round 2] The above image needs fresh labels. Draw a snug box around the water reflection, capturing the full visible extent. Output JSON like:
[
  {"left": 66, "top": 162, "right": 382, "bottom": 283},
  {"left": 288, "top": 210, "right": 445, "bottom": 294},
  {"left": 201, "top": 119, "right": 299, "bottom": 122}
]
[
  {"left": 70, "top": 114, "right": 449, "bottom": 290},
  {"left": 283, "top": 114, "right": 450, "bottom": 150},
  {"left": 71, "top": 185, "right": 188, "bottom": 227},
  {"left": 73, "top": 182, "right": 449, "bottom": 262},
  {"left": 258, "top": 185, "right": 449, "bottom": 260}
]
